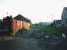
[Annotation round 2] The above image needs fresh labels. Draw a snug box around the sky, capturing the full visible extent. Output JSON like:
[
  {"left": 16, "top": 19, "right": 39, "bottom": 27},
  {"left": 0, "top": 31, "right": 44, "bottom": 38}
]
[{"left": 0, "top": 0, "right": 67, "bottom": 23}]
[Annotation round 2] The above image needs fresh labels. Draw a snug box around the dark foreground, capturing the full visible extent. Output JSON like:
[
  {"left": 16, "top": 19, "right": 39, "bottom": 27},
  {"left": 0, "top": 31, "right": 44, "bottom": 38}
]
[
  {"left": 0, "top": 37, "right": 67, "bottom": 50},
  {"left": 0, "top": 37, "right": 42, "bottom": 50}
]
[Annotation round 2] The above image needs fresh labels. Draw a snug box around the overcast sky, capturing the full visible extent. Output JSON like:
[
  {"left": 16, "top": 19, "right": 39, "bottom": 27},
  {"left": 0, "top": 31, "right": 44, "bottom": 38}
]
[{"left": 0, "top": 0, "right": 67, "bottom": 23}]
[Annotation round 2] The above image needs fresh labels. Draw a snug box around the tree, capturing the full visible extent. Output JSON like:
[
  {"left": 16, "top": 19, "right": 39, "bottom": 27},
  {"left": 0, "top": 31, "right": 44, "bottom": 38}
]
[{"left": 0, "top": 19, "right": 3, "bottom": 29}]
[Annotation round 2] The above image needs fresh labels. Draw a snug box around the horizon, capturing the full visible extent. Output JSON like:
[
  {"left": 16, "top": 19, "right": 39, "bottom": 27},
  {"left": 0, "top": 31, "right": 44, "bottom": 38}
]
[{"left": 0, "top": 0, "right": 67, "bottom": 23}]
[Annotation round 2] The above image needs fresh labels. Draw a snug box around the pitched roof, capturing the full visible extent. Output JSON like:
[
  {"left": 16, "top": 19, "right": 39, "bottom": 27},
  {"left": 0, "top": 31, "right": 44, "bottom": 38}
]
[{"left": 14, "top": 14, "right": 31, "bottom": 23}]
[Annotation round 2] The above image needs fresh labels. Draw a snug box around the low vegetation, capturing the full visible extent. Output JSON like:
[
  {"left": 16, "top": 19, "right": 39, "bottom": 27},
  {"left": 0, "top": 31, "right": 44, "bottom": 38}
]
[{"left": 33, "top": 22, "right": 64, "bottom": 37}]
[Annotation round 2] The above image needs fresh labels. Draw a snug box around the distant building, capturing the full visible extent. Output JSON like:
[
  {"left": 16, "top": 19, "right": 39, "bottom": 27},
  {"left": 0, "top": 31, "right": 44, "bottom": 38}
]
[
  {"left": 53, "top": 20, "right": 62, "bottom": 27},
  {"left": 2, "top": 14, "right": 32, "bottom": 36},
  {"left": 12, "top": 14, "right": 32, "bottom": 33},
  {"left": 53, "top": 7, "right": 67, "bottom": 27},
  {"left": 61, "top": 7, "right": 67, "bottom": 26}
]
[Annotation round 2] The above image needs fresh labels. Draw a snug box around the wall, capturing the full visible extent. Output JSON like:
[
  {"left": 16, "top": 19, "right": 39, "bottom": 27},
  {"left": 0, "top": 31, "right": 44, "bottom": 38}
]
[{"left": 12, "top": 19, "right": 31, "bottom": 33}]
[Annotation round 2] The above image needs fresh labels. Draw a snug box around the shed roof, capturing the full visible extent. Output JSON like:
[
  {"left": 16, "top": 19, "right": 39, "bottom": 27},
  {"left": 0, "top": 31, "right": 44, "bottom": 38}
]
[{"left": 14, "top": 14, "right": 31, "bottom": 23}]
